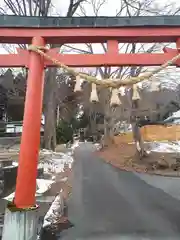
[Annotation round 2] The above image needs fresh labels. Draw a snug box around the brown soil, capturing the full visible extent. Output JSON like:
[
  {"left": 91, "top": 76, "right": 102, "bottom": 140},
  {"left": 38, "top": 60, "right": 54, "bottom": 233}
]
[{"left": 97, "top": 143, "right": 180, "bottom": 176}]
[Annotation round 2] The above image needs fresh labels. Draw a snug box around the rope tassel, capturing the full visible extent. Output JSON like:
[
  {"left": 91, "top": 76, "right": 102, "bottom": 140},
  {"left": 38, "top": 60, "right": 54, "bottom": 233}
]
[
  {"left": 74, "top": 75, "right": 82, "bottom": 92},
  {"left": 110, "top": 89, "right": 121, "bottom": 106},
  {"left": 90, "top": 83, "right": 99, "bottom": 102},
  {"left": 132, "top": 84, "right": 140, "bottom": 100},
  {"left": 28, "top": 45, "right": 180, "bottom": 88}
]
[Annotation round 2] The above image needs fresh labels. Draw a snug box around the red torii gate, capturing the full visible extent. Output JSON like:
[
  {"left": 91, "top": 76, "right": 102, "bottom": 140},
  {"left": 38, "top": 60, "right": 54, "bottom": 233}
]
[{"left": 1, "top": 15, "right": 180, "bottom": 210}]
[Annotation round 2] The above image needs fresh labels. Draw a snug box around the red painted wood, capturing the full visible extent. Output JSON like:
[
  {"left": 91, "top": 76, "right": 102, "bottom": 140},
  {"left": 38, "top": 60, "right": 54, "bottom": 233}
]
[
  {"left": 45, "top": 52, "right": 178, "bottom": 67},
  {"left": 163, "top": 47, "right": 178, "bottom": 53},
  {"left": 163, "top": 47, "right": 180, "bottom": 66},
  {"left": 176, "top": 38, "right": 180, "bottom": 49},
  {"left": 0, "top": 27, "right": 180, "bottom": 44},
  {"left": 0, "top": 50, "right": 178, "bottom": 67},
  {"left": 14, "top": 36, "right": 45, "bottom": 208},
  {"left": 107, "top": 40, "right": 119, "bottom": 54},
  {"left": 0, "top": 48, "right": 29, "bottom": 67}
]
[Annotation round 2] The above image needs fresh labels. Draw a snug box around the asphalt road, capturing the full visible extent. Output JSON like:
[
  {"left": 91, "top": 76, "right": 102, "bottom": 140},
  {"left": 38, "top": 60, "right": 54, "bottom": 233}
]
[{"left": 59, "top": 143, "right": 180, "bottom": 240}]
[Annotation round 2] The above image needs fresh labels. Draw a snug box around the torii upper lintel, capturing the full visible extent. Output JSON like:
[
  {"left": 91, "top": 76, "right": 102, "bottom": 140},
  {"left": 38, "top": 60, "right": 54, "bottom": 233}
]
[{"left": 0, "top": 15, "right": 180, "bottom": 44}]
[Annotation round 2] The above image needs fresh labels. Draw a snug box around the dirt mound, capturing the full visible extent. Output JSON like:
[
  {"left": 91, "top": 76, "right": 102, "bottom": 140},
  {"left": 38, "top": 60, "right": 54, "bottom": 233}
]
[{"left": 97, "top": 143, "right": 180, "bottom": 175}]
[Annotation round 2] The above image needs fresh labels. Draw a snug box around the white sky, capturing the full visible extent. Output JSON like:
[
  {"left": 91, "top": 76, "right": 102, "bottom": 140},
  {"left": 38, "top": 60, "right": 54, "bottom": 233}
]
[{"left": 53, "top": 0, "right": 178, "bottom": 16}]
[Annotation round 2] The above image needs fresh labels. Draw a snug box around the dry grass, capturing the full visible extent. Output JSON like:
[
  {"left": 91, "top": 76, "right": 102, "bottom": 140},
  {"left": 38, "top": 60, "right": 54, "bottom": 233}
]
[{"left": 97, "top": 142, "right": 180, "bottom": 175}]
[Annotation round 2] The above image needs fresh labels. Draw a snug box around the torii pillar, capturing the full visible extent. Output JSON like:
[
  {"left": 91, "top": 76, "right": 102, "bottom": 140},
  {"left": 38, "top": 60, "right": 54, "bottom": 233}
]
[{"left": 2, "top": 36, "right": 45, "bottom": 240}]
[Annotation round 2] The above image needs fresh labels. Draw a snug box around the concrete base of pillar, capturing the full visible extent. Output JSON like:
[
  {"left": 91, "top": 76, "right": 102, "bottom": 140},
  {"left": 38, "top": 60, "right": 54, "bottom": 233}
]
[{"left": 2, "top": 207, "right": 38, "bottom": 240}]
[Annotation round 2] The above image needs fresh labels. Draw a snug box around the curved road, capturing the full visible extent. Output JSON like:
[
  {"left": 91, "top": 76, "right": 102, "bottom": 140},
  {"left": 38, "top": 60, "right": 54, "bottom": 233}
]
[{"left": 60, "top": 143, "right": 180, "bottom": 240}]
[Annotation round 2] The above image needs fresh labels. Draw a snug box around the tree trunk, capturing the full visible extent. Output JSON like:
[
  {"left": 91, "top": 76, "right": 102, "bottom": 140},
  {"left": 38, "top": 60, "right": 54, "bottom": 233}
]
[
  {"left": 89, "top": 110, "right": 97, "bottom": 141},
  {"left": 98, "top": 86, "right": 115, "bottom": 148},
  {"left": 102, "top": 115, "right": 115, "bottom": 148},
  {"left": 43, "top": 69, "right": 57, "bottom": 150},
  {"left": 44, "top": 104, "right": 53, "bottom": 150},
  {"left": 131, "top": 121, "right": 146, "bottom": 159},
  {"left": 130, "top": 99, "right": 147, "bottom": 159},
  {"left": 52, "top": 117, "right": 57, "bottom": 150}
]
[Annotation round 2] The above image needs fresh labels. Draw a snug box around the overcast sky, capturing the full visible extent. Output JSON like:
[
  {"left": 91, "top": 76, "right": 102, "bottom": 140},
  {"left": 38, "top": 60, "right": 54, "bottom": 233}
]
[{"left": 53, "top": 0, "right": 178, "bottom": 16}]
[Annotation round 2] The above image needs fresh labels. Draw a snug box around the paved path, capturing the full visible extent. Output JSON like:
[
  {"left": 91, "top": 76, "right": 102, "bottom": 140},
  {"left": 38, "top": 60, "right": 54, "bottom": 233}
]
[{"left": 60, "top": 143, "right": 180, "bottom": 240}]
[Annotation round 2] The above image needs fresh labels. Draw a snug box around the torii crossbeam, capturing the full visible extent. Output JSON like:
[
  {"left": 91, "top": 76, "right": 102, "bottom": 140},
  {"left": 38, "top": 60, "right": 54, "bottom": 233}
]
[
  {"left": 0, "top": 15, "right": 180, "bottom": 67},
  {"left": 1, "top": 15, "right": 180, "bottom": 240}
]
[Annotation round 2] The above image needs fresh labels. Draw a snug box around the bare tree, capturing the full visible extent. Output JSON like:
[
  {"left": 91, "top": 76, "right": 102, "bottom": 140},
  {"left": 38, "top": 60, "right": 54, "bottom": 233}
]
[{"left": 0, "top": 0, "right": 86, "bottom": 150}]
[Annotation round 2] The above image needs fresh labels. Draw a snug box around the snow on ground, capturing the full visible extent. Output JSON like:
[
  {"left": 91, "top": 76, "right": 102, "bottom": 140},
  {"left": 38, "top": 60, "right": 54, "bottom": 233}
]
[
  {"left": 149, "top": 141, "right": 180, "bottom": 153},
  {"left": 3, "top": 179, "right": 55, "bottom": 201},
  {"left": 42, "top": 192, "right": 64, "bottom": 228},
  {"left": 39, "top": 149, "right": 74, "bottom": 174},
  {"left": 94, "top": 143, "right": 102, "bottom": 150},
  {"left": 71, "top": 140, "right": 80, "bottom": 151},
  {"left": 3, "top": 145, "right": 75, "bottom": 202}
]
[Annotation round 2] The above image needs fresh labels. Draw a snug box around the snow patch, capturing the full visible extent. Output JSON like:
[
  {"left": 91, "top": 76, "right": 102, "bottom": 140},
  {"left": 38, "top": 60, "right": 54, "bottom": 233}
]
[
  {"left": 39, "top": 150, "right": 73, "bottom": 174},
  {"left": 3, "top": 179, "right": 54, "bottom": 201},
  {"left": 149, "top": 141, "right": 180, "bottom": 153}
]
